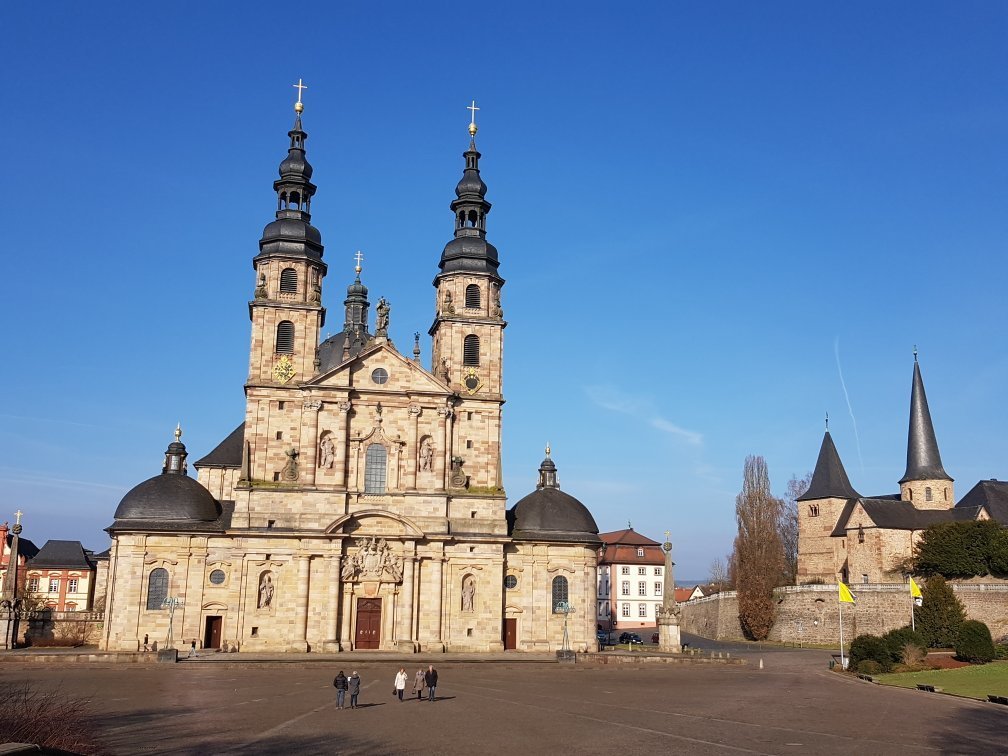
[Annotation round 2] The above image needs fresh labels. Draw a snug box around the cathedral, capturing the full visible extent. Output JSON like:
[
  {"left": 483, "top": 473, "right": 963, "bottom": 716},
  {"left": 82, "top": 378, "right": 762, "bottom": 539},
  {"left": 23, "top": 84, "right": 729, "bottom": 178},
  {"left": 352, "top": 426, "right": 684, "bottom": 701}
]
[
  {"left": 99, "top": 92, "right": 601, "bottom": 653},
  {"left": 797, "top": 355, "right": 1008, "bottom": 584}
]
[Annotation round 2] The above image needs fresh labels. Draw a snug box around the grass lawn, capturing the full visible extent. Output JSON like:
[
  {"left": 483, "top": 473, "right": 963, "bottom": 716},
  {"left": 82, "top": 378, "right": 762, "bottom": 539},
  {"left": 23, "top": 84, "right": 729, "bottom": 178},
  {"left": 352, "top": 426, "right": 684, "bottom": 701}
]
[{"left": 876, "top": 661, "right": 1008, "bottom": 699}]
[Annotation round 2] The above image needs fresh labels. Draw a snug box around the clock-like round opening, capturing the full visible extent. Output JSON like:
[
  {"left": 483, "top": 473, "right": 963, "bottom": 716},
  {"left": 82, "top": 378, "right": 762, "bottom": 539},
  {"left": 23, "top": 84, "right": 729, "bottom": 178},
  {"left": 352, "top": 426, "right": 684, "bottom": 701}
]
[{"left": 371, "top": 368, "right": 389, "bottom": 385}]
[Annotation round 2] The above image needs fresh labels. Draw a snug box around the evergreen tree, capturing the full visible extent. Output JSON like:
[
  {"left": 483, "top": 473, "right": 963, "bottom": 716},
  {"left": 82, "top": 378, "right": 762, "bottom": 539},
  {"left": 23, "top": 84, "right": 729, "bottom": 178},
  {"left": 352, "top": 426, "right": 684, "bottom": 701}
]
[{"left": 915, "top": 575, "right": 966, "bottom": 648}]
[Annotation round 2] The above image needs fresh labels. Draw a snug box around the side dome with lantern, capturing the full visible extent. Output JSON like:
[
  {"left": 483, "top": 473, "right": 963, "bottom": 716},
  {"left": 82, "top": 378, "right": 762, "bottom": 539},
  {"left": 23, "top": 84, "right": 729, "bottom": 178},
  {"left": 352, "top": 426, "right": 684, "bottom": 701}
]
[
  {"left": 110, "top": 429, "right": 225, "bottom": 532},
  {"left": 508, "top": 450, "right": 601, "bottom": 545}
]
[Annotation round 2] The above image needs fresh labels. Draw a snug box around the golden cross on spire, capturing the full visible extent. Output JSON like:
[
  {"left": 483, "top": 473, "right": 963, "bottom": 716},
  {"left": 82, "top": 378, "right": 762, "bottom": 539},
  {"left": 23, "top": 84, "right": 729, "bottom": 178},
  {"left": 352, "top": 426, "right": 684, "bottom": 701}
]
[
  {"left": 467, "top": 99, "right": 479, "bottom": 136},
  {"left": 665, "top": 530, "right": 670, "bottom": 541},
  {"left": 293, "top": 78, "right": 308, "bottom": 113},
  {"left": 354, "top": 250, "right": 364, "bottom": 275},
  {"left": 14, "top": 510, "right": 23, "bottom": 526}
]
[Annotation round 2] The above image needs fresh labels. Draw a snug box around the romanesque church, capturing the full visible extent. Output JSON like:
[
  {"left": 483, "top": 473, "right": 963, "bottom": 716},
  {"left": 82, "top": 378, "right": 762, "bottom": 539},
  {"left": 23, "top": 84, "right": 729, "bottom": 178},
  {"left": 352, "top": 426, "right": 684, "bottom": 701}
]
[
  {"left": 798, "top": 356, "right": 1008, "bottom": 584},
  {"left": 99, "top": 95, "right": 601, "bottom": 653}
]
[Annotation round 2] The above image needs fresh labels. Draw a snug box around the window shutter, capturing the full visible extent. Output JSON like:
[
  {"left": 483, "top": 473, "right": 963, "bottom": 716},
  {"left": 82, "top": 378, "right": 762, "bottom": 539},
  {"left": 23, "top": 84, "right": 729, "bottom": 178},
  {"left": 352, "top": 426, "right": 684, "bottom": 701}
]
[
  {"left": 280, "top": 268, "right": 298, "bottom": 293},
  {"left": 276, "top": 321, "right": 295, "bottom": 354},
  {"left": 463, "top": 334, "right": 480, "bottom": 366}
]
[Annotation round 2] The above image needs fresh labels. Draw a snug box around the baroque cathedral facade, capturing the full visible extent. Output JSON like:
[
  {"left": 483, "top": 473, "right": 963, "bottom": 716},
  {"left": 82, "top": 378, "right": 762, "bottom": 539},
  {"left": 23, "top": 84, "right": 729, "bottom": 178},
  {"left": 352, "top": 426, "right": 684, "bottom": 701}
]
[{"left": 99, "top": 97, "right": 601, "bottom": 653}]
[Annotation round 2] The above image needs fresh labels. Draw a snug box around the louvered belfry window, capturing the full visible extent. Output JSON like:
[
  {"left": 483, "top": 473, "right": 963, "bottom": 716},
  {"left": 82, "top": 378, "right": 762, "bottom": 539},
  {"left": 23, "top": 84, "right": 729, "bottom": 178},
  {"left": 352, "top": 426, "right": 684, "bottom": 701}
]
[
  {"left": 147, "top": 568, "right": 168, "bottom": 610},
  {"left": 280, "top": 267, "right": 298, "bottom": 293},
  {"left": 465, "top": 284, "right": 481, "bottom": 309},
  {"left": 463, "top": 334, "right": 480, "bottom": 366},
  {"left": 276, "top": 321, "right": 295, "bottom": 354}
]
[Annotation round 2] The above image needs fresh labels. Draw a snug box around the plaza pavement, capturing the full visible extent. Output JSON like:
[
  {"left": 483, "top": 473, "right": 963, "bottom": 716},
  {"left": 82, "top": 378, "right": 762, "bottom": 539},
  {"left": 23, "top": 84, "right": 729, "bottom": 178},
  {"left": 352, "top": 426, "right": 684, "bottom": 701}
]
[{"left": 3, "top": 633, "right": 1006, "bottom": 755}]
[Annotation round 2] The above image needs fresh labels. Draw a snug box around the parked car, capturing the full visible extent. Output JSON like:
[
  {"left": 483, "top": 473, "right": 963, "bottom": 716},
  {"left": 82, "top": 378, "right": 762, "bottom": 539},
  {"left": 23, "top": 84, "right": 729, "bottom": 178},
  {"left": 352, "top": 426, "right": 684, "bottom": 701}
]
[{"left": 618, "top": 632, "right": 643, "bottom": 645}]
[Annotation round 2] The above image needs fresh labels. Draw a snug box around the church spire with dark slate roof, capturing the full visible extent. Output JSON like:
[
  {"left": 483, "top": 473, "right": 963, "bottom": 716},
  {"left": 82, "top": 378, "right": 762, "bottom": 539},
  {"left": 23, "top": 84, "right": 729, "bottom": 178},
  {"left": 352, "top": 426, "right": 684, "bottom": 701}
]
[
  {"left": 900, "top": 353, "right": 952, "bottom": 484},
  {"left": 797, "top": 430, "right": 860, "bottom": 501}
]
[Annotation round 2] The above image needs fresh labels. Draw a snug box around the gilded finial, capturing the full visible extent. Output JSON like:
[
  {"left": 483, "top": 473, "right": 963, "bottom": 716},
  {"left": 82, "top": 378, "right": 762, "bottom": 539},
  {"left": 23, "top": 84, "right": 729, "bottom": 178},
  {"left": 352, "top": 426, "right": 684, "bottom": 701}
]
[
  {"left": 175, "top": 423, "right": 182, "bottom": 443},
  {"left": 545, "top": 442, "right": 551, "bottom": 458},
  {"left": 467, "top": 100, "right": 479, "bottom": 137},
  {"left": 354, "top": 250, "right": 363, "bottom": 276},
  {"left": 293, "top": 78, "right": 308, "bottom": 114}
]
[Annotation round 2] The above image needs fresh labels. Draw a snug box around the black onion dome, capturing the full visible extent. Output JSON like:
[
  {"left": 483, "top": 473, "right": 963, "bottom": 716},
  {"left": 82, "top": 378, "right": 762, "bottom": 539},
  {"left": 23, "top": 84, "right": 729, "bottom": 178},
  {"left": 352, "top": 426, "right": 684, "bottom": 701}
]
[
  {"left": 257, "top": 217, "right": 324, "bottom": 259},
  {"left": 439, "top": 236, "right": 500, "bottom": 276},
  {"left": 508, "top": 453, "right": 601, "bottom": 544},
  {"left": 114, "top": 474, "right": 222, "bottom": 522}
]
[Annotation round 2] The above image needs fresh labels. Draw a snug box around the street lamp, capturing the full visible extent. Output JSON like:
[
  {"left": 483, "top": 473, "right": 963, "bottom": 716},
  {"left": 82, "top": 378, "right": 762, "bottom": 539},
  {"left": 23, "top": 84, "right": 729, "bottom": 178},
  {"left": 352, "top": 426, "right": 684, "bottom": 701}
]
[{"left": 161, "top": 596, "right": 184, "bottom": 649}]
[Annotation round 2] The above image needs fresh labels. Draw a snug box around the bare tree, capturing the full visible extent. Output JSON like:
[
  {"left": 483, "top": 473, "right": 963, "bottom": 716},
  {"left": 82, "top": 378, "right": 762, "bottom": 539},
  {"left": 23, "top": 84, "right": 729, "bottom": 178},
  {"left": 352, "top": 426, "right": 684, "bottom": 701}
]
[
  {"left": 780, "top": 472, "right": 812, "bottom": 585},
  {"left": 708, "top": 557, "right": 730, "bottom": 593},
  {"left": 732, "top": 455, "right": 785, "bottom": 640}
]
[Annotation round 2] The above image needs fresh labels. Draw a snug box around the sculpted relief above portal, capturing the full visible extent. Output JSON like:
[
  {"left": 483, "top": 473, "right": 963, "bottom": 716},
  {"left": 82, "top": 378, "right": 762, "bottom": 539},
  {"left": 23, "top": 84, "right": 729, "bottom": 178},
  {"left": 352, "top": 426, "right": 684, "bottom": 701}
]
[{"left": 341, "top": 536, "right": 403, "bottom": 583}]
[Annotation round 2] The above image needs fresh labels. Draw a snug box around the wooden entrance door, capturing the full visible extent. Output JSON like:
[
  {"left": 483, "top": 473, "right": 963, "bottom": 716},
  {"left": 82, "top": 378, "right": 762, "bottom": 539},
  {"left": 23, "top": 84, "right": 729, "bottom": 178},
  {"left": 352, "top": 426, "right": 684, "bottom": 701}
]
[
  {"left": 504, "top": 618, "right": 517, "bottom": 650},
  {"left": 355, "top": 598, "right": 381, "bottom": 649},
  {"left": 204, "top": 616, "right": 222, "bottom": 650}
]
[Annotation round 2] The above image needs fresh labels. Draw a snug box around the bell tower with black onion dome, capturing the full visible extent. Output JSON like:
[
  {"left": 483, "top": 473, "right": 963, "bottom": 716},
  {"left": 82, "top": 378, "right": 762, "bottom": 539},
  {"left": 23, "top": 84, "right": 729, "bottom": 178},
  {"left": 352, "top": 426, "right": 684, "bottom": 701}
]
[
  {"left": 429, "top": 102, "right": 507, "bottom": 493},
  {"left": 247, "top": 80, "right": 327, "bottom": 387}
]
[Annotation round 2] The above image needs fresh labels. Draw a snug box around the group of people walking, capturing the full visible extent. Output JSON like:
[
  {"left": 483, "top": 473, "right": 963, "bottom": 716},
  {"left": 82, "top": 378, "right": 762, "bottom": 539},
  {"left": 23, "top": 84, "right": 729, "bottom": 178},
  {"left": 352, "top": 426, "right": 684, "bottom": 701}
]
[{"left": 334, "top": 665, "right": 438, "bottom": 709}]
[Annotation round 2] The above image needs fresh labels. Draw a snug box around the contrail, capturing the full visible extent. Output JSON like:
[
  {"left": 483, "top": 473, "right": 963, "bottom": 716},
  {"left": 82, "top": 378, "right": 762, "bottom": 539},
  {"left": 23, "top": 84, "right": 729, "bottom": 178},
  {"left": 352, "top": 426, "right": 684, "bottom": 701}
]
[{"left": 834, "top": 337, "right": 864, "bottom": 472}]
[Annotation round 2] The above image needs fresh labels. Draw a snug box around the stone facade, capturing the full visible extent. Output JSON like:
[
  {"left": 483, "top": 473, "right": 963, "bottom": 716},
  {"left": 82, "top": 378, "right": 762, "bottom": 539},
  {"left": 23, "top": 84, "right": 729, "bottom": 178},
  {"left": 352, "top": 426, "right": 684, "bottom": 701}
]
[{"left": 99, "top": 106, "right": 599, "bottom": 654}]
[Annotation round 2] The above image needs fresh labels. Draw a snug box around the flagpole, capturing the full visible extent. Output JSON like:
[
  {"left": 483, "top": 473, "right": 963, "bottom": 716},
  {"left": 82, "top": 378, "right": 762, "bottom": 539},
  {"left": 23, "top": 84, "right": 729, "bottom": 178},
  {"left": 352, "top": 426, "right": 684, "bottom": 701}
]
[
  {"left": 911, "top": 587, "right": 915, "bottom": 632},
  {"left": 839, "top": 598, "right": 845, "bottom": 669}
]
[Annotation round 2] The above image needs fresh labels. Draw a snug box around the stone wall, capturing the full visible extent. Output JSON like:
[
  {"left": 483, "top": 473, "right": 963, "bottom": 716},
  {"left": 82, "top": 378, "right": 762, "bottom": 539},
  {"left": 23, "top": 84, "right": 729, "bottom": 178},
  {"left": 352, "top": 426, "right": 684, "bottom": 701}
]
[
  {"left": 680, "top": 584, "right": 1008, "bottom": 644},
  {"left": 19, "top": 610, "right": 104, "bottom": 646}
]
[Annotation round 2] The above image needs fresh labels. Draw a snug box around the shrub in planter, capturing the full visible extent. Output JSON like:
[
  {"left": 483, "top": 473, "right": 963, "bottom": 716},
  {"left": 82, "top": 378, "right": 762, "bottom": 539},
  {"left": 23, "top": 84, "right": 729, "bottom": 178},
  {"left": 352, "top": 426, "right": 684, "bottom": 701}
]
[
  {"left": 849, "top": 634, "right": 891, "bottom": 672},
  {"left": 855, "top": 659, "right": 883, "bottom": 676},
  {"left": 882, "top": 626, "right": 926, "bottom": 664},
  {"left": 955, "top": 620, "right": 995, "bottom": 664}
]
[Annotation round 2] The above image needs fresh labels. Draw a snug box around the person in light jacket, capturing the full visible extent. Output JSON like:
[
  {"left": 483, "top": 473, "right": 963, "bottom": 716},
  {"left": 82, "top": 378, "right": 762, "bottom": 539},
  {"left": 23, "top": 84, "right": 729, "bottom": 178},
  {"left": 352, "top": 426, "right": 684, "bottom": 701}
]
[
  {"left": 394, "top": 667, "right": 408, "bottom": 701},
  {"left": 412, "top": 668, "right": 425, "bottom": 700}
]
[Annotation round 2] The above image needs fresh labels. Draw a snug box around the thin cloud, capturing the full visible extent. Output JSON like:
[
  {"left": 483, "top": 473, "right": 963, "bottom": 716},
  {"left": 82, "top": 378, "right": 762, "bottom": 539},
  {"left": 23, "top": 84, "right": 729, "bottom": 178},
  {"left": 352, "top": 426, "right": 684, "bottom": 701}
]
[{"left": 585, "top": 385, "right": 702, "bottom": 446}]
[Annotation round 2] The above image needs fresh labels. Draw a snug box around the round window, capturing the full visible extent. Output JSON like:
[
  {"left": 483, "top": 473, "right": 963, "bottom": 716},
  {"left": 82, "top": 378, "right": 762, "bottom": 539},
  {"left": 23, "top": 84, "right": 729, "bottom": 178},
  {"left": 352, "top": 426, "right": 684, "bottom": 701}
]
[
  {"left": 504, "top": 575, "right": 518, "bottom": 590},
  {"left": 209, "top": 569, "right": 226, "bottom": 585},
  {"left": 371, "top": 368, "right": 389, "bottom": 385}
]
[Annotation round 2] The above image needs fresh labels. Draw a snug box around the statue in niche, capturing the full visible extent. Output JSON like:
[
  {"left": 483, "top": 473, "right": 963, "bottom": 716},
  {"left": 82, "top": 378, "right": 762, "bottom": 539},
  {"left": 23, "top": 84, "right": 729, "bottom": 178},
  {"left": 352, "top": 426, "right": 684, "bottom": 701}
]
[
  {"left": 258, "top": 573, "right": 274, "bottom": 609},
  {"left": 254, "top": 272, "right": 267, "bottom": 299},
  {"left": 281, "top": 447, "right": 299, "bottom": 481},
  {"left": 438, "top": 357, "right": 450, "bottom": 384},
  {"left": 461, "top": 576, "right": 475, "bottom": 613},
  {"left": 492, "top": 284, "right": 503, "bottom": 318},
  {"left": 419, "top": 436, "right": 434, "bottom": 472},
  {"left": 318, "top": 434, "right": 335, "bottom": 469},
  {"left": 375, "top": 297, "right": 390, "bottom": 337},
  {"left": 443, "top": 290, "right": 455, "bottom": 314},
  {"left": 308, "top": 280, "right": 321, "bottom": 304}
]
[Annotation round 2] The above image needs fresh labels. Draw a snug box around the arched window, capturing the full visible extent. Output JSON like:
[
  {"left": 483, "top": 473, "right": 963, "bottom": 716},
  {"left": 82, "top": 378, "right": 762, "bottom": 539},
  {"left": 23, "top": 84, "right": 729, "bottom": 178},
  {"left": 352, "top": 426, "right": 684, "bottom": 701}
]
[
  {"left": 925, "top": 487, "right": 933, "bottom": 502},
  {"left": 463, "top": 334, "right": 480, "bottom": 366},
  {"left": 146, "top": 568, "right": 168, "bottom": 610},
  {"left": 944, "top": 487, "right": 949, "bottom": 501},
  {"left": 465, "top": 284, "right": 481, "bottom": 309},
  {"left": 279, "top": 268, "right": 298, "bottom": 293},
  {"left": 636, "top": 547, "right": 644, "bottom": 557},
  {"left": 364, "top": 444, "right": 387, "bottom": 493},
  {"left": 276, "top": 321, "right": 295, "bottom": 354},
  {"left": 809, "top": 504, "right": 819, "bottom": 517},
  {"left": 551, "top": 576, "right": 569, "bottom": 612}
]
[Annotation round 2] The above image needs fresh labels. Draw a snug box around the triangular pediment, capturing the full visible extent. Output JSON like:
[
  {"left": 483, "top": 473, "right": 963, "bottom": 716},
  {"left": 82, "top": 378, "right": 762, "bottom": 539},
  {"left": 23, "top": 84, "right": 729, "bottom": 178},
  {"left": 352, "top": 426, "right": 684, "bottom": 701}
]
[{"left": 306, "top": 341, "right": 451, "bottom": 396}]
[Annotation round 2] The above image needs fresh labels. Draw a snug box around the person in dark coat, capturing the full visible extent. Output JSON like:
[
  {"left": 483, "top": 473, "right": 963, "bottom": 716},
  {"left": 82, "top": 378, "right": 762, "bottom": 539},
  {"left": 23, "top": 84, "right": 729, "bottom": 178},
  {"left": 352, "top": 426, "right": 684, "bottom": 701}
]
[
  {"left": 424, "top": 665, "right": 438, "bottom": 702},
  {"left": 348, "top": 671, "right": 361, "bottom": 709},
  {"left": 333, "top": 670, "right": 348, "bottom": 710}
]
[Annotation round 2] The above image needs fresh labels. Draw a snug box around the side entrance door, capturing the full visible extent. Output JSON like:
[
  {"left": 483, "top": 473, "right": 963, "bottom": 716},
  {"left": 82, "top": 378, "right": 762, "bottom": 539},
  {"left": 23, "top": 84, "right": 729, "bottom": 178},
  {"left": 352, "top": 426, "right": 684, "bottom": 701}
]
[
  {"left": 355, "top": 598, "right": 382, "bottom": 649},
  {"left": 204, "top": 616, "right": 222, "bottom": 650},
  {"left": 504, "top": 618, "right": 517, "bottom": 650}
]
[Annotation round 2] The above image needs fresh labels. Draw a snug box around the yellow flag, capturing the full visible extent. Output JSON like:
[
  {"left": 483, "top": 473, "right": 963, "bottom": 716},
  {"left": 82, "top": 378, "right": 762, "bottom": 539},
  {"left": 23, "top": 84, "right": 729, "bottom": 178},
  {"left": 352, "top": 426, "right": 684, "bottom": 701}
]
[
  {"left": 838, "top": 581, "right": 856, "bottom": 604},
  {"left": 909, "top": 577, "right": 922, "bottom": 599}
]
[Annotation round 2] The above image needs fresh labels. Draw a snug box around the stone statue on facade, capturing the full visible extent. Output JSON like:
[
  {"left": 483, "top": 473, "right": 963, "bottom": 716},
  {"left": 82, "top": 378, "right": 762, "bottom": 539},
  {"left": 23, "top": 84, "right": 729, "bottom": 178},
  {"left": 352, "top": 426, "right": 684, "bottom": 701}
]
[
  {"left": 492, "top": 284, "right": 503, "bottom": 318},
  {"left": 254, "top": 272, "right": 267, "bottom": 299},
  {"left": 461, "top": 576, "right": 475, "bottom": 612},
  {"left": 318, "top": 434, "right": 335, "bottom": 469},
  {"left": 375, "top": 297, "right": 390, "bottom": 337},
  {"left": 438, "top": 357, "right": 450, "bottom": 384},
  {"left": 443, "top": 290, "right": 455, "bottom": 314},
  {"left": 258, "top": 573, "right": 274, "bottom": 609},
  {"left": 419, "top": 436, "right": 434, "bottom": 472},
  {"left": 281, "top": 447, "right": 299, "bottom": 481}
]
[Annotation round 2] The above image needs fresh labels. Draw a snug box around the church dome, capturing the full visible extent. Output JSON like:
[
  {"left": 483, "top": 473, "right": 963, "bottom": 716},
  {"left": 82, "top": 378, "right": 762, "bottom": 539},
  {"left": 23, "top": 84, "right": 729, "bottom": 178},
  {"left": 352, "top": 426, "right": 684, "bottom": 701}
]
[
  {"left": 508, "top": 451, "right": 601, "bottom": 544},
  {"left": 439, "top": 236, "right": 500, "bottom": 277},
  {"left": 258, "top": 217, "right": 324, "bottom": 259},
  {"left": 113, "top": 434, "right": 222, "bottom": 523}
]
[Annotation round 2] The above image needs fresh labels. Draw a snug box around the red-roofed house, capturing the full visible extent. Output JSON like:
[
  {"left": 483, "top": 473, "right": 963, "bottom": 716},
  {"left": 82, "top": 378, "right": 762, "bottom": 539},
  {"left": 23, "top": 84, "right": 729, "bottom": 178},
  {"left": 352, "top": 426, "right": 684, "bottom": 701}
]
[{"left": 596, "top": 528, "right": 666, "bottom": 632}]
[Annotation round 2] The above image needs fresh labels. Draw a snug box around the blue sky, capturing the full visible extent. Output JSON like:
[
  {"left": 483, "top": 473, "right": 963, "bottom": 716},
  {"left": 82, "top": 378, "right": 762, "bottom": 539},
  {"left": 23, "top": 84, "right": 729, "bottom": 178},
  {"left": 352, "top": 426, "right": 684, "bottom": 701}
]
[{"left": 2, "top": 3, "right": 1005, "bottom": 580}]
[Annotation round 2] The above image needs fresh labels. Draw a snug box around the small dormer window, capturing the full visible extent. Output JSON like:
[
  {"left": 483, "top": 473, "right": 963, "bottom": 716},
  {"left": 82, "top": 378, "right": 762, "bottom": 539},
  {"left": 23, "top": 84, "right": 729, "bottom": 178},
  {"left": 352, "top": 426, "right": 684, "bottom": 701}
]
[
  {"left": 637, "top": 547, "right": 644, "bottom": 558},
  {"left": 465, "top": 284, "right": 481, "bottom": 309}
]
